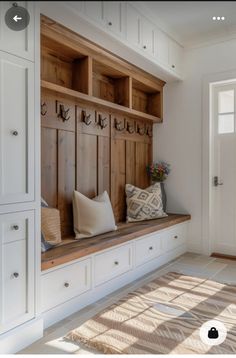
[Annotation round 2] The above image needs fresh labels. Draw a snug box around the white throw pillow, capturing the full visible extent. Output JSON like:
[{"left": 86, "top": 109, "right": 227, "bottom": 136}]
[{"left": 73, "top": 190, "right": 117, "bottom": 239}]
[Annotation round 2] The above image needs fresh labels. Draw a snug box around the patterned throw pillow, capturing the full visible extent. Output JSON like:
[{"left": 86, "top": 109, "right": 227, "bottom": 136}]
[
  {"left": 125, "top": 183, "right": 167, "bottom": 222},
  {"left": 41, "top": 207, "right": 62, "bottom": 245}
]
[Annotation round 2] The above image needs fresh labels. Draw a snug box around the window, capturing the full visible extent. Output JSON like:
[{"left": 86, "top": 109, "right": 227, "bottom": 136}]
[{"left": 218, "top": 89, "right": 235, "bottom": 134}]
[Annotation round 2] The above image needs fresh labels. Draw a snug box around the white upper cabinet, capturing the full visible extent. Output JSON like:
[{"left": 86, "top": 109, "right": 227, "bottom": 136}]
[
  {"left": 103, "top": 1, "right": 125, "bottom": 38},
  {"left": 154, "top": 29, "right": 169, "bottom": 66},
  {"left": 126, "top": 3, "right": 142, "bottom": 48},
  {"left": 0, "top": 51, "right": 34, "bottom": 205},
  {"left": 141, "top": 16, "right": 155, "bottom": 55},
  {"left": 0, "top": 1, "right": 34, "bottom": 61},
  {"left": 84, "top": 1, "right": 104, "bottom": 26},
  {"left": 169, "top": 38, "right": 183, "bottom": 75}
]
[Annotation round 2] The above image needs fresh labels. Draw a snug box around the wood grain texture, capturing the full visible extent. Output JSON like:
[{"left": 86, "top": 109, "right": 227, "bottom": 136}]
[
  {"left": 41, "top": 214, "right": 191, "bottom": 270},
  {"left": 98, "top": 136, "right": 110, "bottom": 195},
  {"left": 76, "top": 133, "right": 97, "bottom": 198},
  {"left": 135, "top": 142, "right": 150, "bottom": 188},
  {"left": 58, "top": 130, "right": 75, "bottom": 237},
  {"left": 125, "top": 140, "right": 136, "bottom": 185},
  {"left": 72, "top": 57, "right": 92, "bottom": 95},
  {"left": 41, "top": 127, "right": 58, "bottom": 207},
  {"left": 111, "top": 138, "right": 126, "bottom": 222}
]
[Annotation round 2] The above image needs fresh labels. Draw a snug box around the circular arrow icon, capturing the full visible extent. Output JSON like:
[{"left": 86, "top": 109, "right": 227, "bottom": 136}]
[{"left": 5, "top": 4, "right": 30, "bottom": 31}]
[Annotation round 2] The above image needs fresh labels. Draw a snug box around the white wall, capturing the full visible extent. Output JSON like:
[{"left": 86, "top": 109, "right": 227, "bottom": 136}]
[{"left": 153, "top": 38, "right": 236, "bottom": 253}]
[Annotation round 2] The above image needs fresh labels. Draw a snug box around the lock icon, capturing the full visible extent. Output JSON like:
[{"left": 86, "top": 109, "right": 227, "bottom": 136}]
[{"left": 208, "top": 327, "right": 219, "bottom": 339}]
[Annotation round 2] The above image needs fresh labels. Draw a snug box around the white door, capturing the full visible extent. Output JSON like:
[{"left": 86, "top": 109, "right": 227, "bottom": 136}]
[
  {"left": 0, "top": 51, "right": 34, "bottom": 204},
  {"left": 126, "top": 4, "right": 142, "bottom": 48},
  {"left": 211, "top": 83, "right": 236, "bottom": 255},
  {"left": 141, "top": 17, "right": 154, "bottom": 55}
]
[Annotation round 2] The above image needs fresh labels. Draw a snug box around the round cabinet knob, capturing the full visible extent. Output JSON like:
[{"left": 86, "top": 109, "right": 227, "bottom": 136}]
[
  {"left": 174, "top": 235, "right": 178, "bottom": 239},
  {"left": 114, "top": 261, "right": 119, "bottom": 266},
  {"left": 12, "top": 225, "right": 19, "bottom": 231},
  {"left": 13, "top": 272, "right": 19, "bottom": 278},
  {"left": 143, "top": 45, "right": 147, "bottom": 49},
  {"left": 108, "top": 21, "right": 112, "bottom": 26},
  {"left": 64, "top": 282, "right": 70, "bottom": 288},
  {"left": 149, "top": 246, "right": 153, "bottom": 251},
  {"left": 172, "top": 64, "right": 175, "bottom": 69},
  {"left": 12, "top": 130, "right": 18, "bottom": 136}
]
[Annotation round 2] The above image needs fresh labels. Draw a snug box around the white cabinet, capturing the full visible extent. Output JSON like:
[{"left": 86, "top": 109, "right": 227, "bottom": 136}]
[
  {"left": 84, "top": 1, "right": 104, "bottom": 26},
  {"left": 154, "top": 29, "right": 169, "bottom": 66},
  {"left": 0, "top": 1, "right": 34, "bottom": 61},
  {"left": 94, "top": 243, "right": 132, "bottom": 286},
  {"left": 0, "top": 51, "right": 34, "bottom": 205},
  {"left": 161, "top": 224, "right": 187, "bottom": 252},
  {"left": 141, "top": 17, "right": 155, "bottom": 55},
  {"left": 103, "top": 1, "right": 125, "bottom": 38},
  {"left": 42, "top": 258, "right": 91, "bottom": 312},
  {"left": 169, "top": 38, "right": 183, "bottom": 74},
  {"left": 135, "top": 233, "right": 162, "bottom": 267},
  {"left": 0, "top": 211, "right": 34, "bottom": 334},
  {"left": 126, "top": 3, "right": 142, "bottom": 48}
]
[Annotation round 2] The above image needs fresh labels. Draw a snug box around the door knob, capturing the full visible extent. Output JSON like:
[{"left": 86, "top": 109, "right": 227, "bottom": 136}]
[
  {"left": 13, "top": 272, "right": 19, "bottom": 278},
  {"left": 12, "top": 130, "right": 18, "bottom": 136},
  {"left": 214, "top": 176, "right": 223, "bottom": 186}
]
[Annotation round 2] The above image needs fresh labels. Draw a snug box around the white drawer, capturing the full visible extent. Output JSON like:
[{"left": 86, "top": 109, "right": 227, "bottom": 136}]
[
  {"left": 2, "top": 241, "right": 28, "bottom": 327},
  {"left": 0, "top": 211, "right": 32, "bottom": 244},
  {"left": 135, "top": 233, "right": 162, "bottom": 267},
  {"left": 162, "top": 224, "right": 187, "bottom": 252},
  {"left": 94, "top": 243, "right": 132, "bottom": 287},
  {"left": 42, "top": 258, "right": 91, "bottom": 312}
]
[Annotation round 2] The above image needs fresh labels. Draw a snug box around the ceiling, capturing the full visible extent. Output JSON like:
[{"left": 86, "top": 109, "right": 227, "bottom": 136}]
[{"left": 140, "top": 1, "right": 236, "bottom": 47}]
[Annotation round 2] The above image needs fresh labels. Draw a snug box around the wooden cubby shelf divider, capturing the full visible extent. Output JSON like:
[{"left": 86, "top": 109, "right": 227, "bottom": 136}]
[{"left": 41, "top": 16, "right": 165, "bottom": 123}]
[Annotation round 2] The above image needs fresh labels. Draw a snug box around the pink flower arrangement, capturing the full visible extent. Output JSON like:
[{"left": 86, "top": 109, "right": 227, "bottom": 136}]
[{"left": 146, "top": 161, "right": 171, "bottom": 182}]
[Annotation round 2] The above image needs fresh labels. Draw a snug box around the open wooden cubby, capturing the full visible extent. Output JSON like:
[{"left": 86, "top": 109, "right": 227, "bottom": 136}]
[
  {"left": 132, "top": 78, "right": 162, "bottom": 118},
  {"left": 92, "top": 60, "right": 130, "bottom": 107},
  {"left": 41, "top": 34, "right": 91, "bottom": 95}
]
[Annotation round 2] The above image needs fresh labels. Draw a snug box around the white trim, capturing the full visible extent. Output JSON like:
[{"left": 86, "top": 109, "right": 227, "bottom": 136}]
[{"left": 202, "top": 69, "right": 236, "bottom": 255}]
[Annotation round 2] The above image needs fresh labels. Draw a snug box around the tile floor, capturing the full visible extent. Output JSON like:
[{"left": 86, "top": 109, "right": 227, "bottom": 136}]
[{"left": 19, "top": 253, "right": 236, "bottom": 354}]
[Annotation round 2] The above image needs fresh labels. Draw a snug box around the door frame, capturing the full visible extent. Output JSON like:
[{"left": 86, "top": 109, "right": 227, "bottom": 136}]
[{"left": 202, "top": 70, "right": 236, "bottom": 255}]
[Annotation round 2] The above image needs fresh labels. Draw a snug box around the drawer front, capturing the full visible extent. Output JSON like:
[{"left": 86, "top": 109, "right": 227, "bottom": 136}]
[
  {"left": 0, "top": 51, "right": 34, "bottom": 204},
  {"left": 42, "top": 258, "right": 91, "bottom": 312},
  {"left": 135, "top": 233, "right": 162, "bottom": 267},
  {"left": 163, "top": 224, "right": 187, "bottom": 252},
  {"left": 0, "top": 211, "right": 32, "bottom": 244},
  {"left": 94, "top": 243, "right": 132, "bottom": 286},
  {"left": 0, "top": 211, "right": 34, "bottom": 333}
]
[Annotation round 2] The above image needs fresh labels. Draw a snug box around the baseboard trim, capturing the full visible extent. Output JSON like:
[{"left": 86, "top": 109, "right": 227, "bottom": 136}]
[{"left": 0, "top": 317, "right": 43, "bottom": 354}]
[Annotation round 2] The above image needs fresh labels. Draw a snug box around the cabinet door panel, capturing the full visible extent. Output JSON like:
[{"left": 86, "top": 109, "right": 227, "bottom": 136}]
[
  {"left": 104, "top": 1, "right": 125, "bottom": 37},
  {"left": 169, "top": 39, "right": 183, "bottom": 74},
  {"left": 0, "top": 51, "right": 34, "bottom": 204},
  {"left": 0, "top": 211, "right": 34, "bottom": 334},
  {"left": 84, "top": 1, "right": 104, "bottom": 25},
  {"left": 0, "top": 1, "right": 34, "bottom": 61},
  {"left": 141, "top": 17, "right": 154, "bottom": 55},
  {"left": 154, "top": 29, "right": 169, "bottom": 66},
  {"left": 126, "top": 4, "right": 141, "bottom": 48}
]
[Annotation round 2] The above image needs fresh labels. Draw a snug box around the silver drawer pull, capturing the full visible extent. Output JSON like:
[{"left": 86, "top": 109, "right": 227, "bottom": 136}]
[
  {"left": 12, "top": 130, "right": 19, "bottom": 136},
  {"left": 64, "top": 282, "right": 70, "bottom": 288},
  {"left": 13, "top": 272, "right": 19, "bottom": 278},
  {"left": 174, "top": 235, "right": 178, "bottom": 239},
  {"left": 149, "top": 246, "right": 153, "bottom": 250},
  {"left": 12, "top": 225, "right": 19, "bottom": 231},
  {"left": 114, "top": 261, "right": 119, "bottom": 266}
]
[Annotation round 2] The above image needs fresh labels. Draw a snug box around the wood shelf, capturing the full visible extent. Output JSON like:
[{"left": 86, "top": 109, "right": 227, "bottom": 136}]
[{"left": 41, "top": 80, "right": 162, "bottom": 123}]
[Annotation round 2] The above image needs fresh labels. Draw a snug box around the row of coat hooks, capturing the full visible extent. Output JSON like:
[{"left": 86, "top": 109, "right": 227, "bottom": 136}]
[
  {"left": 41, "top": 101, "right": 152, "bottom": 137},
  {"left": 114, "top": 117, "right": 153, "bottom": 137},
  {"left": 81, "top": 109, "right": 152, "bottom": 137}
]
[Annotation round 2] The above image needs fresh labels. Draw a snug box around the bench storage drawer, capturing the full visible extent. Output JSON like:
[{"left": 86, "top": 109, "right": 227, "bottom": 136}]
[
  {"left": 162, "top": 224, "right": 187, "bottom": 252},
  {"left": 42, "top": 258, "right": 91, "bottom": 312},
  {"left": 94, "top": 243, "right": 132, "bottom": 286},
  {"left": 135, "top": 233, "right": 162, "bottom": 267}
]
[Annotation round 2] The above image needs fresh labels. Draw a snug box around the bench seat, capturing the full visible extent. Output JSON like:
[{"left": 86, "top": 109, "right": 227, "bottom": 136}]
[{"left": 41, "top": 213, "right": 190, "bottom": 271}]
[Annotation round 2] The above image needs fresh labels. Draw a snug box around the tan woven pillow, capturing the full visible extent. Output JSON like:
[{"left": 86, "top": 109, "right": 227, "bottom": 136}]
[{"left": 41, "top": 207, "right": 62, "bottom": 245}]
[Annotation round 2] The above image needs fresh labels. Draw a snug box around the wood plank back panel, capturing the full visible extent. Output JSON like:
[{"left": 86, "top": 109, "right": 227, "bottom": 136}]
[
  {"left": 76, "top": 133, "right": 97, "bottom": 198},
  {"left": 58, "top": 130, "right": 75, "bottom": 236},
  {"left": 98, "top": 136, "right": 110, "bottom": 195},
  {"left": 41, "top": 127, "right": 58, "bottom": 208}
]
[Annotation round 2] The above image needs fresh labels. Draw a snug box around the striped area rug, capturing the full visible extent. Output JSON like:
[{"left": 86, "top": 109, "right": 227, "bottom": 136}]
[{"left": 66, "top": 272, "right": 236, "bottom": 354}]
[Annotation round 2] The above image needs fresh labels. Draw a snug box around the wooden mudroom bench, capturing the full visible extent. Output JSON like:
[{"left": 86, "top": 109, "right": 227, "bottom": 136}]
[{"left": 41, "top": 214, "right": 190, "bottom": 270}]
